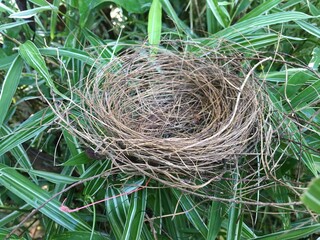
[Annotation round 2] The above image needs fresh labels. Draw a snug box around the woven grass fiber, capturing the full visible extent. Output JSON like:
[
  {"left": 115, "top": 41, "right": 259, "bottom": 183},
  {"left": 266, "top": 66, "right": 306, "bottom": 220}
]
[{"left": 57, "top": 44, "right": 269, "bottom": 190}]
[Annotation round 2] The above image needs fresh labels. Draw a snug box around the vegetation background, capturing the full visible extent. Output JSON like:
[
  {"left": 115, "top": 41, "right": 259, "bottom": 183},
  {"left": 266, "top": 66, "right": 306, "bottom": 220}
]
[{"left": 0, "top": 0, "right": 320, "bottom": 239}]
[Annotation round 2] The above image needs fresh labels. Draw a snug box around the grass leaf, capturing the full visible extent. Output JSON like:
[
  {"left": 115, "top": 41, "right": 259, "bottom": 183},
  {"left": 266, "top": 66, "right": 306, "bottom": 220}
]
[
  {"left": 121, "top": 189, "right": 147, "bottom": 240},
  {"left": 172, "top": 189, "right": 208, "bottom": 238},
  {"left": 160, "top": 0, "right": 195, "bottom": 37},
  {"left": 148, "top": 0, "right": 162, "bottom": 46},
  {"left": 105, "top": 187, "right": 130, "bottom": 239},
  {"left": 19, "top": 41, "right": 67, "bottom": 98},
  {"left": 0, "top": 21, "right": 31, "bottom": 31},
  {"left": 238, "top": 0, "right": 281, "bottom": 22},
  {"left": 206, "top": 0, "right": 229, "bottom": 28},
  {"left": 50, "top": 0, "right": 60, "bottom": 39},
  {"left": 9, "top": 5, "right": 57, "bottom": 18},
  {"left": 0, "top": 56, "right": 23, "bottom": 127},
  {"left": 39, "top": 47, "right": 96, "bottom": 66},
  {"left": 207, "top": 200, "right": 224, "bottom": 239},
  {"left": 0, "top": 163, "right": 90, "bottom": 231},
  {"left": 0, "top": 109, "right": 56, "bottom": 156},
  {"left": 214, "top": 11, "right": 313, "bottom": 40},
  {"left": 254, "top": 224, "right": 320, "bottom": 239},
  {"left": 301, "top": 177, "right": 320, "bottom": 214},
  {"left": 52, "top": 231, "right": 110, "bottom": 240},
  {"left": 296, "top": 20, "right": 320, "bottom": 38}
]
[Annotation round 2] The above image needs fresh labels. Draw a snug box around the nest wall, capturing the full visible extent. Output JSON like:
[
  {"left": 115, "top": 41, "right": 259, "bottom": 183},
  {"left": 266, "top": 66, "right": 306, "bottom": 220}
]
[{"left": 56, "top": 44, "right": 269, "bottom": 190}]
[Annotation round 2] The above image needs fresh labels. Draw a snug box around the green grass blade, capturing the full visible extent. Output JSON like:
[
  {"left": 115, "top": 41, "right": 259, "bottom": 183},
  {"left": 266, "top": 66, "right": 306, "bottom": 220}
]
[
  {"left": 0, "top": 56, "right": 23, "bottom": 127},
  {"left": 290, "top": 78, "right": 320, "bottom": 110},
  {"left": 63, "top": 130, "right": 82, "bottom": 157},
  {"left": 29, "top": 0, "right": 52, "bottom": 7},
  {"left": 148, "top": 0, "right": 162, "bottom": 46},
  {"left": 0, "top": 54, "right": 18, "bottom": 70},
  {"left": 162, "top": 189, "right": 185, "bottom": 239},
  {"left": 0, "top": 21, "right": 31, "bottom": 31},
  {"left": 207, "top": 201, "right": 223, "bottom": 239},
  {"left": 0, "top": 163, "right": 90, "bottom": 231},
  {"left": 301, "top": 177, "right": 320, "bottom": 214},
  {"left": 0, "top": 2, "right": 15, "bottom": 14},
  {"left": 39, "top": 47, "right": 96, "bottom": 66},
  {"left": 0, "top": 109, "right": 56, "bottom": 156},
  {"left": 242, "top": 223, "right": 257, "bottom": 238},
  {"left": 308, "top": 2, "right": 320, "bottom": 16},
  {"left": 172, "top": 189, "right": 208, "bottom": 238},
  {"left": 310, "top": 47, "right": 320, "bottom": 70},
  {"left": 232, "top": 0, "right": 251, "bottom": 19},
  {"left": 268, "top": 85, "right": 318, "bottom": 176},
  {"left": 160, "top": 0, "right": 195, "bottom": 37},
  {"left": 51, "top": 231, "right": 110, "bottom": 240},
  {"left": 92, "top": 0, "right": 151, "bottom": 13},
  {"left": 0, "top": 125, "right": 38, "bottom": 182},
  {"left": 105, "top": 187, "right": 130, "bottom": 239},
  {"left": 206, "top": 5, "right": 219, "bottom": 34},
  {"left": 0, "top": 204, "right": 31, "bottom": 228},
  {"left": 280, "top": 0, "right": 304, "bottom": 10},
  {"left": 0, "top": 229, "right": 23, "bottom": 240},
  {"left": 214, "top": 11, "right": 312, "bottom": 40},
  {"left": 83, "top": 29, "right": 113, "bottom": 59},
  {"left": 121, "top": 189, "right": 147, "bottom": 240},
  {"left": 50, "top": 0, "right": 60, "bottom": 39},
  {"left": 226, "top": 202, "right": 242, "bottom": 240},
  {"left": 78, "top": 1, "right": 91, "bottom": 28},
  {"left": 61, "top": 152, "right": 92, "bottom": 166},
  {"left": 279, "top": 72, "right": 311, "bottom": 100},
  {"left": 147, "top": 186, "right": 162, "bottom": 238},
  {"left": 19, "top": 169, "right": 81, "bottom": 184},
  {"left": 296, "top": 20, "right": 320, "bottom": 39},
  {"left": 9, "top": 5, "right": 57, "bottom": 18},
  {"left": 238, "top": 0, "right": 281, "bottom": 22},
  {"left": 206, "top": 0, "right": 228, "bottom": 28},
  {"left": 83, "top": 161, "right": 111, "bottom": 196},
  {"left": 254, "top": 224, "right": 320, "bottom": 239},
  {"left": 19, "top": 40, "right": 67, "bottom": 98}
]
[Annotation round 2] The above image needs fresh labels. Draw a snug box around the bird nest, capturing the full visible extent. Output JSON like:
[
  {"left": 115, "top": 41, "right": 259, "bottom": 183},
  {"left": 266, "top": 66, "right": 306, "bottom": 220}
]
[{"left": 57, "top": 45, "right": 269, "bottom": 190}]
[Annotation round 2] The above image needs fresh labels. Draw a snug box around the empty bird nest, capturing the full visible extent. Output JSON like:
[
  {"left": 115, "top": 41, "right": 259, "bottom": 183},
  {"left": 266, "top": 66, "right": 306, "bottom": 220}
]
[{"left": 54, "top": 43, "right": 272, "bottom": 190}]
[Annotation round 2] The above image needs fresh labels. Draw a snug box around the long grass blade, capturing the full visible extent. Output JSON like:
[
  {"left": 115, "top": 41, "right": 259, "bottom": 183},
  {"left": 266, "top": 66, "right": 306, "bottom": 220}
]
[
  {"left": 0, "top": 21, "right": 31, "bottom": 31},
  {"left": 0, "top": 164, "right": 90, "bottom": 231},
  {"left": 207, "top": 201, "right": 223, "bottom": 239},
  {"left": 160, "top": 0, "right": 195, "bottom": 37},
  {"left": 0, "top": 125, "right": 37, "bottom": 182},
  {"left": 0, "top": 56, "right": 23, "bottom": 127},
  {"left": 296, "top": 20, "right": 320, "bottom": 40},
  {"left": 9, "top": 5, "right": 57, "bottom": 18},
  {"left": 50, "top": 0, "right": 60, "bottom": 39},
  {"left": 0, "top": 230, "right": 23, "bottom": 240},
  {"left": 301, "top": 177, "right": 320, "bottom": 213},
  {"left": 148, "top": 0, "right": 162, "bottom": 46},
  {"left": 254, "top": 224, "right": 320, "bottom": 239},
  {"left": 206, "top": 0, "right": 229, "bottom": 28},
  {"left": 214, "top": 12, "right": 312, "bottom": 40},
  {"left": 0, "top": 108, "right": 55, "bottom": 156},
  {"left": 172, "top": 189, "right": 208, "bottom": 238},
  {"left": 19, "top": 40, "right": 67, "bottom": 98},
  {"left": 121, "top": 189, "right": 148, "bottom": 240},
  {"left": 39, "top": 47, "right": 96, "bottom": 66},
  {"left": 51, "top": 231, "right": 110, "bottom": 240},
  {"left": 238, "top": 0, "right": 281, "bottom": 22},
  {"left": 105, "top": 187, "right": 130, "bottom": 239}
]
